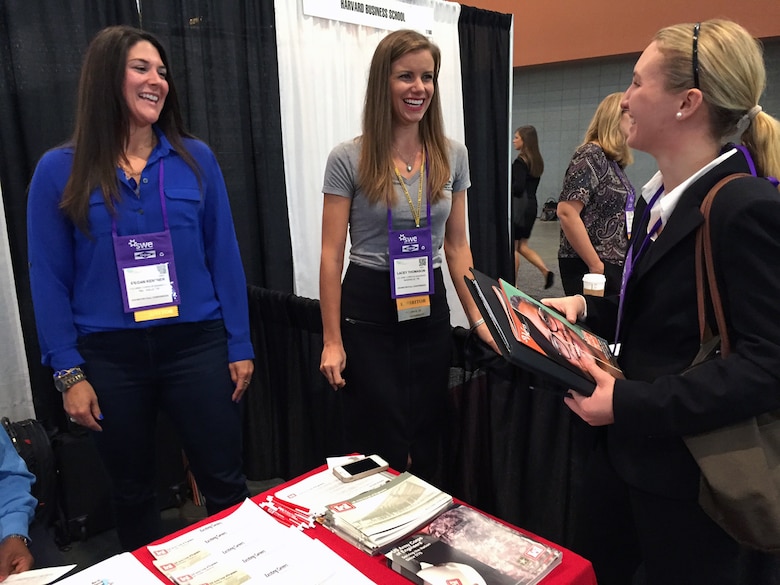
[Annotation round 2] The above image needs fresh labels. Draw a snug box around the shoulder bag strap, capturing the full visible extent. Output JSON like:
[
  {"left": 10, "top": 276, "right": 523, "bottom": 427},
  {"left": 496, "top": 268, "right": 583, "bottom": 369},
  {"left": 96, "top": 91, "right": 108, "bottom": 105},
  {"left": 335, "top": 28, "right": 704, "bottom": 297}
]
[{"left": 695, "top": 173, "right": 750, "bottom": 358}]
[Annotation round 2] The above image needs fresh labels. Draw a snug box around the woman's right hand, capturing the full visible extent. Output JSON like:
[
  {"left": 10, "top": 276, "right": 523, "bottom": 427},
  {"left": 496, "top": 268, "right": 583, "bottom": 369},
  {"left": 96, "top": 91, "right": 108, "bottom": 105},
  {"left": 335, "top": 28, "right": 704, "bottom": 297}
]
[
  {"left": 320, "top": 343, "right": 346, "bottom": 390},
  {"left": 587, "top": 260, "right": 605, "bottom": 275},
  {"left": 540, "top": 295, "right": 587, "bottom": 324},
  {"left": 63, "top": 380, "right": 103, "bottom": 431}
]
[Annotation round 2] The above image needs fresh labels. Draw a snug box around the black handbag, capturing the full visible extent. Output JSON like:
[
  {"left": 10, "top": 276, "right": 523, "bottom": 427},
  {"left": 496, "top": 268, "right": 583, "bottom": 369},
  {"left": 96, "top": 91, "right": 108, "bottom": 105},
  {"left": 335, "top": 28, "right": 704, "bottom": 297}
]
[
  {"left": 540, "top": 198, "right": 558, "bottom": 221},
  {"left": 511, "top": 193, "right": 527, "bottom": 227},
  {"left": 682, "top": 173, "right": 780, "bottom": 553}
]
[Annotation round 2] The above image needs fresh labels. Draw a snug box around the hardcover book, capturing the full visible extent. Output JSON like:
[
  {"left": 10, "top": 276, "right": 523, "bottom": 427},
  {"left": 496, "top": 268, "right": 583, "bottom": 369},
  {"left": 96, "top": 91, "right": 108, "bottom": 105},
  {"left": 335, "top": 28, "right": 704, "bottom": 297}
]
[
  {"left": 466, "top": 268, "right": 622, "bottom": 395},
  {"left": 386, "top": 505, "right": 562, "bottom": 585}
]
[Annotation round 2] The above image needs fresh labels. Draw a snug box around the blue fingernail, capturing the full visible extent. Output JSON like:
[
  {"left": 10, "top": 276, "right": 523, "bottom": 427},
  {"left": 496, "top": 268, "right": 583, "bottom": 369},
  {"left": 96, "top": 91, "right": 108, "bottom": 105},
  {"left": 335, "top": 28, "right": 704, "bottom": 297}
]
[{"left": 98, "top": 414, "right": 104, "bottom": 420}]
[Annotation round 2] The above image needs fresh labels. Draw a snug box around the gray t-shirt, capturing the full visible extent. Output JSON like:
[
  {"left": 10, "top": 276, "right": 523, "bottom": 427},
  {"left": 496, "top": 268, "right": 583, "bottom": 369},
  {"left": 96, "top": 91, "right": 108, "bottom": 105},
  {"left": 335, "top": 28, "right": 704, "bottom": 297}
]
[{"left": 322, "top": 138, "right": 471, "bottom": 270}]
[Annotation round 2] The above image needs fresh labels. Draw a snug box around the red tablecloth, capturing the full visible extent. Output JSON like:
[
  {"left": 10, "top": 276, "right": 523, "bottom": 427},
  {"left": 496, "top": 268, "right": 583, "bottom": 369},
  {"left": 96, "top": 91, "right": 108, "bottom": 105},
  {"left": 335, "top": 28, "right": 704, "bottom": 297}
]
[{"left": 134, "top": 466, "right": 597, "bottom": 585}]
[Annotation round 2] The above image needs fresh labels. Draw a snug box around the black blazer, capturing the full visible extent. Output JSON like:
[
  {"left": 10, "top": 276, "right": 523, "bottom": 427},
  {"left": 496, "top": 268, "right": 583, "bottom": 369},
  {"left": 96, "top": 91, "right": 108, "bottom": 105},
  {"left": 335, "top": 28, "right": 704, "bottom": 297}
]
[{"left": 586, "top": 149, "right": 780, "bottom": 498}]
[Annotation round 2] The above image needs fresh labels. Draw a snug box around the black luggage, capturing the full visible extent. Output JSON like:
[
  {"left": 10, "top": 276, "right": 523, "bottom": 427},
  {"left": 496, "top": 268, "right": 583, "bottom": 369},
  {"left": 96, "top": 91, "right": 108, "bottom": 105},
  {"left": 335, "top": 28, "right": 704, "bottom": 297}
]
[{"left": 1, "top": 417, "right": 57, "bottom": 524}]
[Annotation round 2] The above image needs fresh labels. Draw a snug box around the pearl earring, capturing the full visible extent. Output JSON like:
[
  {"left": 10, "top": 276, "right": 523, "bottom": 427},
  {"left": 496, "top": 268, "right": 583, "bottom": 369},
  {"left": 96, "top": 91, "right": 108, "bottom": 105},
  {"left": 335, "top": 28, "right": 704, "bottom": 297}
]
[{"left": 676, "top": 112, "right": 683, "bottom": 120}]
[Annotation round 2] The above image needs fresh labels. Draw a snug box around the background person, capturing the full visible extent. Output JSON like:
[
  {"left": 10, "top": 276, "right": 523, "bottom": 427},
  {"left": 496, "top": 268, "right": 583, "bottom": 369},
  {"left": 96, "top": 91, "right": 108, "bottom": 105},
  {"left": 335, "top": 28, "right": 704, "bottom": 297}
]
[
  {"left": 318, "top": 29, "right": 495, "bottom": 484},
  {"left": 0, "top": 428, "right": 35, "bottom": 579},
  {"left": 544, "top": 19, "right": 780, "bottom": 584},
  {"left": 511, "top": 126, "right": 554, "bottom": 289},
  {"left": 557, "top": 92, "right": 633, "bottom": 296},
  {"left": 27, "top": 26, "right": 253, "bottom": 551}
]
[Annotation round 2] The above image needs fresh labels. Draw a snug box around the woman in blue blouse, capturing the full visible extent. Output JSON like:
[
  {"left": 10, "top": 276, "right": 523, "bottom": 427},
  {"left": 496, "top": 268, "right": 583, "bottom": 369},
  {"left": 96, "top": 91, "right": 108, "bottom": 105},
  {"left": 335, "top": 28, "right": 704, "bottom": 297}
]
[{"left": 27, "top": 26, "right": 253, "bottom": 550}]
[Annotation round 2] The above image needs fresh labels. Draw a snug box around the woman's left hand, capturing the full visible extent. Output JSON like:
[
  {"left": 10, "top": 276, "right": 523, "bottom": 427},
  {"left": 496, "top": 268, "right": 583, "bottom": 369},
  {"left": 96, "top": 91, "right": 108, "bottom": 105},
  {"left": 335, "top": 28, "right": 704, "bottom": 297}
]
[
  {"left": 474, "top": 322, "right": 500, "bottom": 354},
  {"left": 563, "top": 352, "right": 615, "bottom": 425},
  {"left": 229, "top": 359, "right": 254, "bottom": 402}
]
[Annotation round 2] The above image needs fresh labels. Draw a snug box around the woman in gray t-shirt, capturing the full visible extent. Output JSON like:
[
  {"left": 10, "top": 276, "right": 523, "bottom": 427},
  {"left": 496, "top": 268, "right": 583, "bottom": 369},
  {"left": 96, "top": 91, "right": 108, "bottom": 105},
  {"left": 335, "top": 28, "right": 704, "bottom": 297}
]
[{"left": 318, "top": 29, "right": 495, "bottom": 483}]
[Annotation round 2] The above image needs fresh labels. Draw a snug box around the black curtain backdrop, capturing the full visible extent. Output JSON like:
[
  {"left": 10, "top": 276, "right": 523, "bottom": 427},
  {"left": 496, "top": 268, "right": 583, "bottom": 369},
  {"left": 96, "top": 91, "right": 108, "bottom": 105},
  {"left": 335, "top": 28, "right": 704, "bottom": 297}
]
[
  {"left": 458, "top": 6, "right": 514, "bottom": 283},
  {"left": 140, "top": 0, "right": 291, "bottom": 292},
  {"left": 456, "top": 6, "right": 593, "bottom": 549},
  {"left": 244, "top": 287, "right": 342, "bottom": 481},
  {"left": 0, "top": 0, "right": 289, "bottom": 428},
  {"left": 0, "top": 0, "right": 140, "bottom": 426}
]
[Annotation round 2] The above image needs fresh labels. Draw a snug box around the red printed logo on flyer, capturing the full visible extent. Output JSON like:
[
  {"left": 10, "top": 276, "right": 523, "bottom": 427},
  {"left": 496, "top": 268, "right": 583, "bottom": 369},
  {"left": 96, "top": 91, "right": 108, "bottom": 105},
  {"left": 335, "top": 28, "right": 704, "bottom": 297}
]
[{"left": 327, "top": 501, "right": 355, "bottom": 513}]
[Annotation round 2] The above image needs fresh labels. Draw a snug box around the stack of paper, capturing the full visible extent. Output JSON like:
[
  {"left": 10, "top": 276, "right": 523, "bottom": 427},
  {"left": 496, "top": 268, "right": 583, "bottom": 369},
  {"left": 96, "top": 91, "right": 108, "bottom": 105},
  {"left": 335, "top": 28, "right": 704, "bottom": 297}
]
[
  {"left": 323, "top": 472, "right": 453, "bottom": 555},
  {"left": 147, "top": 499, "right": 376, "bottom": 584},
  {"left": 272, "top": 458, "right": 393, "bottom": 519}
]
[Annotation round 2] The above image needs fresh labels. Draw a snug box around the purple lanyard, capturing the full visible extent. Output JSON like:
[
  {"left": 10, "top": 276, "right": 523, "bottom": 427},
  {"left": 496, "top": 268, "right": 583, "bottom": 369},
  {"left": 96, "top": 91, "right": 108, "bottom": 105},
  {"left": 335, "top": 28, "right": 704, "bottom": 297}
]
[
  {"left": 735, "top": 144, "right": 780, "bottom": 187},
  {"left": 613, "top": 145, "right": 779, "bottom": 345},
  {"left": 614, "top": 185, "right": 663, "bottom": 343},
  {"left": 613, "top": 161, "right": 636, "bottom": 240}
]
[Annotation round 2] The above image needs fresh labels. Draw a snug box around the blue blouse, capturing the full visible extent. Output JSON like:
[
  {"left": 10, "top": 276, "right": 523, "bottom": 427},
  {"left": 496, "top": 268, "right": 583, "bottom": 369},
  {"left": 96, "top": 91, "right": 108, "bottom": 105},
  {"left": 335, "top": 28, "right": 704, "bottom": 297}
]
[{"left": 27, "top": 128, "right": 254, "bottom": 369}]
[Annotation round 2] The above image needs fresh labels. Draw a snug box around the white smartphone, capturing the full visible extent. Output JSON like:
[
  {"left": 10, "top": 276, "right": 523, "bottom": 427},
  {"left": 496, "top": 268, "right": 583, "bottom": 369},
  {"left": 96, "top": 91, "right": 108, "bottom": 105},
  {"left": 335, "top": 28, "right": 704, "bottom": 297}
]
[{"left": 332, "top": 454, "right": 390, "bottom": 482}]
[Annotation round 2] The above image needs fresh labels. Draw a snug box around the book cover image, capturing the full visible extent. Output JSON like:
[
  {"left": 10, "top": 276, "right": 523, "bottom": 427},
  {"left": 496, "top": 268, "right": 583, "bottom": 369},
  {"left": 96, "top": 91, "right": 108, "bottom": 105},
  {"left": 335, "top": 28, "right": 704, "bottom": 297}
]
[
  {"left": 496, "top": 278, "right": 622, "bottom": 383},
  {"left": 386, "top": 505, "right": 562, "bottom": 585}
]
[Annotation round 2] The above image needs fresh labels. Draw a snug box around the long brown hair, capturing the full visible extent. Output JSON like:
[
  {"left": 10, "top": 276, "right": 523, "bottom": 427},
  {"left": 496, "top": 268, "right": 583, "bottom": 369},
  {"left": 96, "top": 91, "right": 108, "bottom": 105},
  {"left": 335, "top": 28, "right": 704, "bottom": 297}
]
[
  {"left": 60, "top": 25, "right": 199, "bottom": 233},
  {"left": 515, "top": 125, "right": 544, "bottom": 177},
  {"left": 358, "top": 29, "right": 450, "bottom": 206}
]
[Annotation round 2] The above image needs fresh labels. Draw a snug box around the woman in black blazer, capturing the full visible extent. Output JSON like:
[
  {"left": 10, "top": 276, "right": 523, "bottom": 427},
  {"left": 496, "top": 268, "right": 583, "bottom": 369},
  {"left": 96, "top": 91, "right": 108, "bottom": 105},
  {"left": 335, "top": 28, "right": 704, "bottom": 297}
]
[{"left": 545, "top": 19, "right": 780, "bottom": 585}]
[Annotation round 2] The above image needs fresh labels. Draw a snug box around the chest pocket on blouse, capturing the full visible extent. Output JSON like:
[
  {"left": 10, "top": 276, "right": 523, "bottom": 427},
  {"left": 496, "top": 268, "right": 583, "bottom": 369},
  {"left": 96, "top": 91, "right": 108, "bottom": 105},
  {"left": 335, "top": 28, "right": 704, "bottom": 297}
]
[
  {"left": 87, "top": 192, "right": 113, "bottom": 236},
  {"left": 165, "top": 188, "right": 202, "bottom": 228}
]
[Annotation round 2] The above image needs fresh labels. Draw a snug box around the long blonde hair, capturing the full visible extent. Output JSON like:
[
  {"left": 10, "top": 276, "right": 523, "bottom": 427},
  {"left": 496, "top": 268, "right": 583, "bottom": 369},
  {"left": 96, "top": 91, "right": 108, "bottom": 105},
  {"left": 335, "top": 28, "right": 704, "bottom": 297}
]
[
  {"left": 582, "top": 92, "right": 633, "bottom": 167},
  {"left": 654, "top": 19, "right": 780, "bottom": 183},
  {"left": 358, "top": 29, "right": 450, "bottom": 206}
]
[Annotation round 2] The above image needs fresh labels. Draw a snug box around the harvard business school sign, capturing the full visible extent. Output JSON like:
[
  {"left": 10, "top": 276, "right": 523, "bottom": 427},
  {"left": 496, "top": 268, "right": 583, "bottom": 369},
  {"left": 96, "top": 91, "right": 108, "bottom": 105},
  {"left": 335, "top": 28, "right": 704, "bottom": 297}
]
[{"left": 302, "top": 0, "right": 435, "bottom": 34}]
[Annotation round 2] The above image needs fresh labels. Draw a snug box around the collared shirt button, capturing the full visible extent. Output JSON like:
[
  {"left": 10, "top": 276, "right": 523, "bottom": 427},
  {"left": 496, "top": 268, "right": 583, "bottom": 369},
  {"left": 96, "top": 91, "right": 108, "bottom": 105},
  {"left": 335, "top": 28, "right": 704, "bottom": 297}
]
[{"left": 142, "top": 177, "right": 149, "bottom": 184}]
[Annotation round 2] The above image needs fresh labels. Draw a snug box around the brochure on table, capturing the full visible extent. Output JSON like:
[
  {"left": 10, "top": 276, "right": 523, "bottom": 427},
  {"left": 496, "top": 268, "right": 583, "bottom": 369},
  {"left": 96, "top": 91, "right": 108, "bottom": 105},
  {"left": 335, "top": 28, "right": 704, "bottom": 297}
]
[
  {"left": 273, "top": 456, "right": 394, "bottom": 517},
  {"left": 323, "top": 472, "right": 453, "bottom": 555},
  {"left": 386, "top": 505, "right": 562, "bottom": 585},
  {"left": 57, "top": 499, "right": 377, "bottom": 585}
]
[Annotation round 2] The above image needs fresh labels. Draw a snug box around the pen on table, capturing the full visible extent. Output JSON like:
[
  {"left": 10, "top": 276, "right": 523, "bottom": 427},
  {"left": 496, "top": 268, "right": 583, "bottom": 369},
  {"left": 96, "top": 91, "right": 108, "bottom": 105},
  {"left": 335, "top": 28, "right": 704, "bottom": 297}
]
[
  {"left": 259, "top": 501, "right": 300, "bottom": 528},
  {"left": 268, "top": 502, "right": 310, "bottom": 524},
  {"left": 266, "top": 496, "right": 313, "bottom": 523},
  {"left": 268, "top": 495, "right": 310, "bottom": 515}
]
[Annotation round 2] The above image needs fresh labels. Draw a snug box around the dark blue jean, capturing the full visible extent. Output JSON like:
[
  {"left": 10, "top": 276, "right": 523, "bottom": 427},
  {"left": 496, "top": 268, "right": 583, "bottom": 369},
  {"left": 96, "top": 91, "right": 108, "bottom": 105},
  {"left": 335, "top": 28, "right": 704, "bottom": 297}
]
[{"left": 78, "top": 320, "right": 249, "bottom": 550}]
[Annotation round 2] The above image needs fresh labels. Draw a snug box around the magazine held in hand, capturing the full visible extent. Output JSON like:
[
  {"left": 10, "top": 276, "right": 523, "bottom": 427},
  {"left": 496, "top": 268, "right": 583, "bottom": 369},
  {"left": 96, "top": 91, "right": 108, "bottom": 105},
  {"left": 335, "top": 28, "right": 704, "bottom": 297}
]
[
  {"left": 466, "top": 268, "right": 622, "bottom": 395},
  {"left": 323, "top": 472, "right": 453, "bottom": 555},
  {"left": 386, "top": 505, "right": 562, "bottom": 585}
]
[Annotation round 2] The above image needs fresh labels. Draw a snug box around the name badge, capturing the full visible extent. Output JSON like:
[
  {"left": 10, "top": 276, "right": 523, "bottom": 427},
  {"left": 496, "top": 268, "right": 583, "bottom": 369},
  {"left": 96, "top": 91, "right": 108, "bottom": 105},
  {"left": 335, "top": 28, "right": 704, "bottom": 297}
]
[
  {"left": 113, "top": 229, "right": 182, "bottom": 322},
  {"left": 111, "top": 160, "right": 181, "bottom": 322},
  {"left": 396, "top": 295, "right": 431, "bottom": 322},
  {"left": 388, "top": 227, "right": 434, "bottom": 298}
]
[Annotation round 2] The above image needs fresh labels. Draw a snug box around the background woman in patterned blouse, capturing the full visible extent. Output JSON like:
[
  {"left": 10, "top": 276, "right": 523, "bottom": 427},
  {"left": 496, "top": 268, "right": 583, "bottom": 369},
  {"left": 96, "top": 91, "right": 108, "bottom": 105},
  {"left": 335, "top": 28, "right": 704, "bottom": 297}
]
[{"left": 556, "top": 92, "right": 633, "bottom": 296}]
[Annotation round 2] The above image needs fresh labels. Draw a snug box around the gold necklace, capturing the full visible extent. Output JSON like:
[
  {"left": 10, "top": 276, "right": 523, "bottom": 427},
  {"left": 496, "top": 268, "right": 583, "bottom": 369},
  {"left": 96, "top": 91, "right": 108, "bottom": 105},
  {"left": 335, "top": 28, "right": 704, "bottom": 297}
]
[
  {"left": 393, "top": 149, "right": 426, "bottom": 227},
  {"left": 120, "top": 134, "right": 157, "bottom": 179}
]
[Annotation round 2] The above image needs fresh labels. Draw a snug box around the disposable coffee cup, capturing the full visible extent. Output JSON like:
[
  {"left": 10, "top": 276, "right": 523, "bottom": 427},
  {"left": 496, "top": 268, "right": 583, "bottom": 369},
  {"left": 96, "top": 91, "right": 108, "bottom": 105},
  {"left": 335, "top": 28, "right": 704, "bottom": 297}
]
[{"left": 582, "top": 273, "right": 606, "bottom": 297}]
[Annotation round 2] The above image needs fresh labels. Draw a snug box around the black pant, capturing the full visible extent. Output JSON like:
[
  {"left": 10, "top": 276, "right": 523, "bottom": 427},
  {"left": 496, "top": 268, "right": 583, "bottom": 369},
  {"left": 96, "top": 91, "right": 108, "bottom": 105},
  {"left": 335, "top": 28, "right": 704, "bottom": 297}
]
[
  {"left": 571, "top": 442, "right": 778, "bottom": 585},
  {"left": 79, "top": 320, "right": 249, "bottom": 550},
  {"left": 558, "top": 256, "right": 623, "bottom": 297}
]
